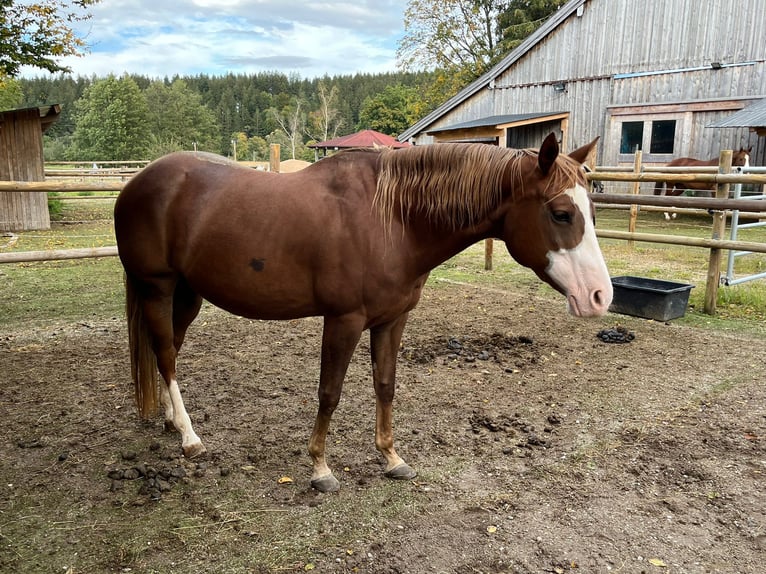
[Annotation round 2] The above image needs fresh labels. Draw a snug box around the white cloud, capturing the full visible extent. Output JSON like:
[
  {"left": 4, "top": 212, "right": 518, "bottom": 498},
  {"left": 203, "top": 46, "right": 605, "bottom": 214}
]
[{"left": 23, "top": 0, "right": 407, "bottom": 79}]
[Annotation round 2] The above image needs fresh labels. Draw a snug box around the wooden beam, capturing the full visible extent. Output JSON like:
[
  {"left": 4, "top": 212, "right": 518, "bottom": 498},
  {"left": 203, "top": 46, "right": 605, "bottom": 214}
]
[
  {"left": 704, "top": 150, "right": 732, "bottom": 315},
  {"left": 0, "top": 246, "right": 118, "bottom": 264}
]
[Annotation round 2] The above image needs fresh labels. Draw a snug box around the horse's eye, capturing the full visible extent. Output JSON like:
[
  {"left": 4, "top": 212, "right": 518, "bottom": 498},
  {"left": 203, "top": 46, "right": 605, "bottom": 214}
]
[{"left": 551, "top": 210, "right": 571, "bottom": 224}]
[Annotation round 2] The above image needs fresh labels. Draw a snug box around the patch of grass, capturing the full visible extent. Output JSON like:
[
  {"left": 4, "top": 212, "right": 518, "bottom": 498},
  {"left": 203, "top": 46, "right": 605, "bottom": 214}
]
[{"left": 0, "top": 258, "right": 124, "bottom": 328}]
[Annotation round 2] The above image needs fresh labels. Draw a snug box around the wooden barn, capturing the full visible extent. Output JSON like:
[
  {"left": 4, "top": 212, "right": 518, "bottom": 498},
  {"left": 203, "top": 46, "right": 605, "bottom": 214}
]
[
  {"left": 398, "top": 0, "right": 765, "bottom": 170},
  {"left": 0, "top": 104, "right": 61, "bottom": 231}
]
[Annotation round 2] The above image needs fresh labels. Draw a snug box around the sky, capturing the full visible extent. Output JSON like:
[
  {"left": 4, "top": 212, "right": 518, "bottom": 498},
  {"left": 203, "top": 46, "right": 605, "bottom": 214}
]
[{"left": 26, "top": 0, "right": 409, "bottom": 80}]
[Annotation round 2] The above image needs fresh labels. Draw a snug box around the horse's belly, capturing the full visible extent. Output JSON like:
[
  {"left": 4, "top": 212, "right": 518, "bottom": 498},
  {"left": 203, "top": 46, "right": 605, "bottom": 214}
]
[{"left": 189, "top": 271, "right": 323, "bottom": 320}]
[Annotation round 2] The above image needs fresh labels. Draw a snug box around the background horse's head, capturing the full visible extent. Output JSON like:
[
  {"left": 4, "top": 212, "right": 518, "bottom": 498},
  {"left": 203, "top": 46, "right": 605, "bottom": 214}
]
[
  {"left": 733, "top": 146, "right": 752, "bottom": 168},
  {"left": 501, "top": 134, "right": 612, "bottom": 317}
]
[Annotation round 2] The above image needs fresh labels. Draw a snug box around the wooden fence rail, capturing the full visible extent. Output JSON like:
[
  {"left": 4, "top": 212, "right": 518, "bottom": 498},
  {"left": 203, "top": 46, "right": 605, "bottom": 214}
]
[
  {"left": 0, "top": 181, "right": 123, "bottom": 192},
  {"left": 0, "top": 246, "right": 118, "bottom": 263}
]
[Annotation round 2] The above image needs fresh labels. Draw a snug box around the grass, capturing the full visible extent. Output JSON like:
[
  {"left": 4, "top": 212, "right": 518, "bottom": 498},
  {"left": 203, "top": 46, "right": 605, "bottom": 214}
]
[
  {"left": 2, "top": 199, "right": 766, "bottom": 335},
  {"left": 1, "top": 199, "right": 122, "bottom": 327}
]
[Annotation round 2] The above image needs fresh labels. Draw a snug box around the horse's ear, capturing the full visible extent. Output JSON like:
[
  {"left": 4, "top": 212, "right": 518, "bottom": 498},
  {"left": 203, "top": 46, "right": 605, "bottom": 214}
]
[
  {"left": 569, "top": 136, "right": 600, "bottom": 165},
  {"left": 538, "top": 133, "right": 559, "bottom": 175}
]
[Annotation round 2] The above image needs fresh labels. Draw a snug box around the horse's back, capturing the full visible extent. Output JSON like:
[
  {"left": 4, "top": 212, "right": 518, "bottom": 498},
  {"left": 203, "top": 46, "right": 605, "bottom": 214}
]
[
  {"left": 666, "top": 157, "right": 717, "bottom": 167},
  {"left": 114, "top": 150, "right": 387, "bottom": 319}
]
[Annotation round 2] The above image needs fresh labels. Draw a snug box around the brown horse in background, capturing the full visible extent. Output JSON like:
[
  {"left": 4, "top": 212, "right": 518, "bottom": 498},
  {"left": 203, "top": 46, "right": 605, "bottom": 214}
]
[
  {"left": 653, "top": 148, "right": 751, "bottom": 218},
  {"left": 113, "top": 133, "right": 612, "bottom": 492}
]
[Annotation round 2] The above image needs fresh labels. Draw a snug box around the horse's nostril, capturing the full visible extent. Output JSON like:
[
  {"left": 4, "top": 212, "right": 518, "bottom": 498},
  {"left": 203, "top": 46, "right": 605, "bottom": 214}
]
[{"left": 592, "top": 289, "right": 604, "bottom": 307}]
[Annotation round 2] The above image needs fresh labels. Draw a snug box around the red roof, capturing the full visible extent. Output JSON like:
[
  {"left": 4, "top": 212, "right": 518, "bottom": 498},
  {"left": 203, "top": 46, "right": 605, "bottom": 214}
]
[{"left": 309, "top": 129, "right": 410, "bottom": 149}]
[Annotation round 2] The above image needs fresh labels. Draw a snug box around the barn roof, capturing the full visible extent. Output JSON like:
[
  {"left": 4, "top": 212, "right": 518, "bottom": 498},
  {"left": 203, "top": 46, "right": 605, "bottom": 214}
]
[
  {"left": 426, "top": 112, "right": 568, "bottom": 134},
  {"left": 309, "top": 129, "right": 411, "bottom": 149},
  {"left": 0, "top": 104, "right": 61, "bottom": 132},
  {"left": 397, "top": 0, "right": 586, "bottom": 142},
  {"left": 708, "top": 98, "right": 766, "bottom": 129}
]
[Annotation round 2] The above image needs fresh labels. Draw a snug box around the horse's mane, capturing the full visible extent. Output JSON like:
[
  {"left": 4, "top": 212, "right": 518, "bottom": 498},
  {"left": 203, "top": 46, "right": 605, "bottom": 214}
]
[{"left": 373, "top": 143, "right": 582, "bottom": 231}]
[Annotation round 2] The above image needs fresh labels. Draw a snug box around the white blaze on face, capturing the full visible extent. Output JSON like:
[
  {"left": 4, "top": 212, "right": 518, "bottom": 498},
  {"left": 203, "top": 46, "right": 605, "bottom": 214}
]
[{"left": 545, "top": 183, "right": 613, "bottom": 317}]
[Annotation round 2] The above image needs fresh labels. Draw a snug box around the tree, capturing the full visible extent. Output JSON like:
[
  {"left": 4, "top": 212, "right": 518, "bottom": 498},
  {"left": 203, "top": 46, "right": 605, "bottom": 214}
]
[
  {"left": 265, "top": 129, "right": 292, "bottom": 161},
  {"left": 71, "top": 75, "right": 151, "bottom": 160},
  {"left": 0, "top": 0, "right": 100, "bottom": 78},
  {"left": 144, "top": 79, "right": 220, "bottom": 156},
  {"left": 357, "top": 85, "right": 425, "bottom": 136},
  {"left": 247, "top": 135, "right": 270, "bottom": 161},
  {"left": 397, "top": 0, "right": 507, "bottom": 85},
  {"left": 306, "top": 81, "right": 343, "bottom": 142},
  {"left": 0, "top": 75, "right": 23, "bottom": 110},
  {"left": 270, "top": 99, "right": 306, "bottom": 160},
  {"left": 397, "top": 0, "right": 565, "bottom": 102},
  {"left": 498, "top": 0, "right": 567, "bottom": 52}
]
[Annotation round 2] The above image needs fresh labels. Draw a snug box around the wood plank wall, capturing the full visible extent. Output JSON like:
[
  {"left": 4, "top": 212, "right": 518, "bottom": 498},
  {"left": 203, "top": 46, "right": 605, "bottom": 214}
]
[{"left": 0, "top": 109, "right": 50, "bottom": 231}]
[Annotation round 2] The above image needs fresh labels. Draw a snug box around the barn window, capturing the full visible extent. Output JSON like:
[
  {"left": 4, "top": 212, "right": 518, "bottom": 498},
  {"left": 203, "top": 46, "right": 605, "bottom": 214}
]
[
  {"left": 650, "top": 120, "right": 676, "bottom": 154},
  {"left": 620, "top": 121, "right": 643, "bottom": 153}
]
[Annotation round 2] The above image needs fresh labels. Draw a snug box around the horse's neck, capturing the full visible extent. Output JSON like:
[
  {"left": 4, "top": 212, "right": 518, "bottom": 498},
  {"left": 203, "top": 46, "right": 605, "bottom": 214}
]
[{"left": 398, "top": 211, "right": 498, "bottom": 277}]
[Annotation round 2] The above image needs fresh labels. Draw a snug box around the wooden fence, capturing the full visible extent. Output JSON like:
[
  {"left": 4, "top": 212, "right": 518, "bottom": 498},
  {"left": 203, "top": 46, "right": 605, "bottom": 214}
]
[{"left": 3, "top": 151, "right": 766, "bottom": 315}]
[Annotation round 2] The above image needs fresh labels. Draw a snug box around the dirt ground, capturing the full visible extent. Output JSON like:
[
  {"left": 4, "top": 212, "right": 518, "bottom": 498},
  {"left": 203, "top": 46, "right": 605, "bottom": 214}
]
[{"left": 1, "top": 279, "right": 765, "bottom": 573}]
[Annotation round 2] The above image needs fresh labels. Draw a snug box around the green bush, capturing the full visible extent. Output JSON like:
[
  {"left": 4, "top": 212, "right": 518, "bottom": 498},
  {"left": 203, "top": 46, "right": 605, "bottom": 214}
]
[{"left": 47, "top": 192, "right": 64, "bottom": 219}]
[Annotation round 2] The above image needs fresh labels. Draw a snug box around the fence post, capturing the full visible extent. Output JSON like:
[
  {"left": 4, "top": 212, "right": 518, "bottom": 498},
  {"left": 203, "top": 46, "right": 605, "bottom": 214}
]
[
  {"left": 703, "top": 149, "right": 733, "bottom": 315},
  {"left": 269, "top": 144, "right": 281, "bottom": 173},
  {"left": 628, "top": 150, "right": 642, "bottom": 246},
  {"left": 484, "top": 238, "right": 493, "bottom": 270}
]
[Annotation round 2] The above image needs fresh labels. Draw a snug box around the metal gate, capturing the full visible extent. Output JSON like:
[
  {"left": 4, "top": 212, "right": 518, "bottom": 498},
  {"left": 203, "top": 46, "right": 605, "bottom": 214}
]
[{"left": 723, "top": 166, "right": 766, "bottom": 286}]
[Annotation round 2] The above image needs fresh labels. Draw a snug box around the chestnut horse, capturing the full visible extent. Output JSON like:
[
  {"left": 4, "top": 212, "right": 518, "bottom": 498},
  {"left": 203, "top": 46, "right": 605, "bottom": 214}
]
[
  {"left": 114, "top": 133, "right": 612, "bottom": 492},
  {"left": 653, "top": 147, "right": 751, "bottom": 219}
]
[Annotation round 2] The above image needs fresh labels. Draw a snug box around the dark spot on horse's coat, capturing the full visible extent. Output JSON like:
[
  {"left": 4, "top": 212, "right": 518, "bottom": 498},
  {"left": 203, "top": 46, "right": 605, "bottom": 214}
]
[{"left": 250, "top": 258, "right": 265, "bottom": 271}]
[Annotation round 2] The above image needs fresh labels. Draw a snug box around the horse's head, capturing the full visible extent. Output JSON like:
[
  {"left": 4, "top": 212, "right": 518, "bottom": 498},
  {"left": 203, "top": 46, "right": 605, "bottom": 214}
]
[
  {"left": 501, "top": 133, "right": 612, "bottom": 317},
  {"left": 734, "top": 146, "right": 752, "bottom": 167}
]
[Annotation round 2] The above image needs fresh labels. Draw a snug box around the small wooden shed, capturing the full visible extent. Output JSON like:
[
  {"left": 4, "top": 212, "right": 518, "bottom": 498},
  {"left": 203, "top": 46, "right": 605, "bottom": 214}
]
[{"left": 0, "top": 104, "right": 61, "bottom": 231}]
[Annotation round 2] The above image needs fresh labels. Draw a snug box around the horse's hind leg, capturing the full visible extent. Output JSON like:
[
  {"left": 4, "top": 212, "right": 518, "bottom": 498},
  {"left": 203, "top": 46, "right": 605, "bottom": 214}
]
[
  {"left": 158, "top": 279, "right": 203, "bottom": 436},
  {"left": 142, "top": 277, "right": 206, "bottom": 458}
]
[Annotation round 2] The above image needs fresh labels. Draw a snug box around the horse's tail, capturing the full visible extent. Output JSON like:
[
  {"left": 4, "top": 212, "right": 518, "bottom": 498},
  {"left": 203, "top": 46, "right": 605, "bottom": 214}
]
[
  {"left": 125, "top": 273, "right": 159, "bottom": 419},
  {"left": 653, "top": 181, "right": 665, "bottom": 196}
]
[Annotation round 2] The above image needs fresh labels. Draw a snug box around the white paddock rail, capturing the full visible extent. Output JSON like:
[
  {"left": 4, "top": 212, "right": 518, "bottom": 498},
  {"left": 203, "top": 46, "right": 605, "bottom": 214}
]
[{"left": 724, "top": 166, "right": 766, "bottom": 286}]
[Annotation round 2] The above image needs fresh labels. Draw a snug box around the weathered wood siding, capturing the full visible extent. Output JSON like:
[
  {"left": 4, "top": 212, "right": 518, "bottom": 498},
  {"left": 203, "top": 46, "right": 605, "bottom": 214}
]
[
  {"left": 413, "top": 0, "right": 766, "bottom": 166},
  {"left": 0, "top": 108, "right": 50, "bottom": 231}
]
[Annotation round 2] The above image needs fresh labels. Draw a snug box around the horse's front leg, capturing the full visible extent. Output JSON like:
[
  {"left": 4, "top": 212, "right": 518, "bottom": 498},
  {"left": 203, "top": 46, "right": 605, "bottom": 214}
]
[
  {"left": 308, "top": 314, "right": 364, "bottom": 492},
  {"left": 370, "top": 314, "right": 417, "bottom": 481}
]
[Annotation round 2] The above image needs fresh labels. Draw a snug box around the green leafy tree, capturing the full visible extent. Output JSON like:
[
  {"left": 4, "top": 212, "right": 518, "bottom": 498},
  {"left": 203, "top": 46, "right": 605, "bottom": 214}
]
[
  {"left": 144, "top": 78, "right": 220, "bottom": 156},
  {"left": 71, "top": 75, "right": 151, "bottom": 160},
  {"left": 398, "top": 0, "right": 506, "bottom": 85},
  {"left": 229, "top": 131, "right": 251, "bottom": 161},
  {"left": 498, "top": 0, "right": 567, "bottom": 51},
  {"left": 357, "top": 85, "right": 425, "bottom": 136},
  {"left": 20, "top": 74, "right": 89, "bottom": 136},
  {"left": 0, "top": 75, "right": 23, "bottom": 109},
  {"left": 19, "top": 70, "right": 438, "bottom": 156},
  {"left": 1, "top": 0, "right": 100, "bottom": 78},
  {"left": 397, "top": 0, "right": 564, "bottom": 103},
  {"left": 247, "top": 135, "right": 270, "bottom": 161}
]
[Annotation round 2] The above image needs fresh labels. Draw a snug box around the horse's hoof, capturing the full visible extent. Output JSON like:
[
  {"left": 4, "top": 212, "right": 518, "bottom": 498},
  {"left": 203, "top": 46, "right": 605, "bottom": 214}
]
[
  {"left": 164, "top": 420, "right": 177, "bottom": 432},
  {"left": 385, "top": 463, "right": 417, "bottom": 481},
  {"left": 183, "top": 442, "right": 207, "bottom": 458},
  {"left": 311, "top": 474, "right": 341, "bottom": 493}
]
